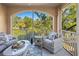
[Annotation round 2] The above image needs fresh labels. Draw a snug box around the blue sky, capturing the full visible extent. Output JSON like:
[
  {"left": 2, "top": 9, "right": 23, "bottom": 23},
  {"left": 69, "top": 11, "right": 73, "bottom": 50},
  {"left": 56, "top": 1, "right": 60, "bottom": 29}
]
[{"left": 16, "top": 11, "right": 38, "bottom": 20}]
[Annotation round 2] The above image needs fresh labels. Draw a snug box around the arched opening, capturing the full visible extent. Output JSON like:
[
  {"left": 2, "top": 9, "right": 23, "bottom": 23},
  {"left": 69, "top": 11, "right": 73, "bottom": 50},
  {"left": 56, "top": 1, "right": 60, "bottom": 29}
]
[
  {"left": 11, "top": 10, "right": 53, "bottom": 37},
  {"left": 10, "top": 10, "right": 54, "bottom": 56}
]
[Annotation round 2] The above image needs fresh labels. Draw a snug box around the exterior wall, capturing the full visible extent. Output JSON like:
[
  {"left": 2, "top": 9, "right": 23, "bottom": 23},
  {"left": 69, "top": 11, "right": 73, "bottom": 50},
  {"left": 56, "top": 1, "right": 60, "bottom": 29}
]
[
  {"left": 7, "top": 5, "right": 59, "bottom": 33},
  {"left": 8, "top": 5, "right": 57, "bottom": 16},
  {"left": 0, "top": 4, "right": 8, "bottom": 33},
  {"left": 0, "top": 4, "right": 64, "bottom": 34}
]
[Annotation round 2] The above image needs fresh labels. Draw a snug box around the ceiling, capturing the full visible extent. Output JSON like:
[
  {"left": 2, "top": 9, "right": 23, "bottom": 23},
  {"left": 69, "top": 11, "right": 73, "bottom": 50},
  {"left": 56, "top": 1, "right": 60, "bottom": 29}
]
[{"left": 4, "top": 3, "right": 62, "bottom": 7}]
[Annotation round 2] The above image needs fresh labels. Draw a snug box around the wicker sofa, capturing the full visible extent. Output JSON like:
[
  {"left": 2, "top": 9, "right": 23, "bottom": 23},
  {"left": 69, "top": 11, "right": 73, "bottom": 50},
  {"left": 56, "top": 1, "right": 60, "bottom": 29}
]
[
  {"left": 42, "top": 32, "right": 62, "bottom": 53},
  {"left": 0, "top": 32, "right": 16, "bottom": 52},
  {"left": 43, "top": 38, "right": 62, "bottom": 53}
]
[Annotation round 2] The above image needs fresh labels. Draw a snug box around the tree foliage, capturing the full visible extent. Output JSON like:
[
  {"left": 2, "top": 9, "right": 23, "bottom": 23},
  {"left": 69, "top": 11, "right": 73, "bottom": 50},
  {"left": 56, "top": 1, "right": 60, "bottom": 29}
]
[
  {"left": 12, "top": 12, "right": 52, "bottom": 37},
  {"left": 62, "top": 4, "right": 77, "bottom": 32}
]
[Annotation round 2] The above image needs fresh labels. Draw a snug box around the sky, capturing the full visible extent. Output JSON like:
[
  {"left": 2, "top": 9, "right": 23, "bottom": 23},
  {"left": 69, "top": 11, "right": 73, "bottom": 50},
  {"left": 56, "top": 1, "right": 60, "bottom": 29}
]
[{"left": 16, "top": 11, "right": 38, "bottom": 20}]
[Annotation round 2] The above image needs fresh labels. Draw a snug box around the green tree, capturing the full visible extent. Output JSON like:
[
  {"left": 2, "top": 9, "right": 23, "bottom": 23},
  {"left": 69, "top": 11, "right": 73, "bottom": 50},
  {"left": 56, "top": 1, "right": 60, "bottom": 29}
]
[
  {"left": 34, "top": 11, "right": 52, "bottom": 35},
  {"left": 12, "top": 16, "right": 21, "bottom": 27},
  {"left": 62, "top": 4, "right": 77, "bottom": 32},
  {"left": 23, "top": 16, "right": 32, "bottom": 28}
]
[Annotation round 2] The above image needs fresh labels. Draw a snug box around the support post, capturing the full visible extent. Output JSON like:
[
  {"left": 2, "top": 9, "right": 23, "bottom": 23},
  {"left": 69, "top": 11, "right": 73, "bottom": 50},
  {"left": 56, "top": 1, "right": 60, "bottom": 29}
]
[{"left": 76, "top": 3, "right": 79, "bottom": 56}]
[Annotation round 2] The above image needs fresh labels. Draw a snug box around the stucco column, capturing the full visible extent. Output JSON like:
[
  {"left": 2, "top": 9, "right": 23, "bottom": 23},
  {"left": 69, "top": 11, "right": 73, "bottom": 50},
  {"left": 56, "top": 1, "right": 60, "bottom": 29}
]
[
  {"left": 7, "top": 14, "right": 11, "bottom": 34},
  {"left": 77, "top": 4, "right": 79, "bottom": 34},
  {"left": 57, "top": 8, "right": 62, "bottom": 37},
  {"left": 53, "top": 15, "right": 57, "bottom": 32},
  {"left": 76, "top": 3, "right": 79, "bottom": 56}
]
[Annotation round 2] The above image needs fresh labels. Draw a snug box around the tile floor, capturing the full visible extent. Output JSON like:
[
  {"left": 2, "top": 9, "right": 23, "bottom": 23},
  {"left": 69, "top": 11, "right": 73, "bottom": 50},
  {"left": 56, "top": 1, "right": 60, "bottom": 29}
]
[
  {"left": 23, "top": 45, "right": 71, "bottom": 56},
  {"left": 0, "top": 45, "right": 71, "bottom": 56}
]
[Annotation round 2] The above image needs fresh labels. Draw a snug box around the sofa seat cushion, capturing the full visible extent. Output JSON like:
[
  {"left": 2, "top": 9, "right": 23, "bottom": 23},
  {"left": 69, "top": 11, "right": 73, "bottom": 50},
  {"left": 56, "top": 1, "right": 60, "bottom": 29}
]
[
  {"left": 0, "top": 45, "right": 6, "bottom": 52},
  {"left": 43, "top": 39, "right": 53, "bottom": 44}
]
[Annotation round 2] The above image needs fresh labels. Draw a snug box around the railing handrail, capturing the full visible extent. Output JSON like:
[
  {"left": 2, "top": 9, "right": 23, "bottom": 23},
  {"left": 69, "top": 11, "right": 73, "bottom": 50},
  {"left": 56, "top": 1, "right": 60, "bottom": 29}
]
[
  {"left": 62, "top": 30, "right": 77, "bottom": 56},
  {"left": 62, "top": 30, "right": 76, "bottom": 34}
]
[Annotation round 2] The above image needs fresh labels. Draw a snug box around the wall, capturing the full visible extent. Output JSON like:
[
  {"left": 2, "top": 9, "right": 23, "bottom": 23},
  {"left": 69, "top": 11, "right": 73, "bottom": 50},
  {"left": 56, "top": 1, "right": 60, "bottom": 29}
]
[
  {"left": 0, "top": 4, "right": 63, "bottom": 34},
  {"left": 7, "top": 5, "right": 58, "bottom": 33},
  {"left": 0, "top": 4, "right": 8, "bottom": 33}
]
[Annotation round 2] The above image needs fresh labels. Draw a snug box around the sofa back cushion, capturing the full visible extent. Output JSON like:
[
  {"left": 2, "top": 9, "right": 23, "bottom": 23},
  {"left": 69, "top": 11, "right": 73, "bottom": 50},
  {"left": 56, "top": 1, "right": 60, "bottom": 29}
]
[
  {"left": 0, "top": 32, "right": 6, "bottom": 36},
  {"left": 48, "top": 32, "right": 58, "bottom": 40}
]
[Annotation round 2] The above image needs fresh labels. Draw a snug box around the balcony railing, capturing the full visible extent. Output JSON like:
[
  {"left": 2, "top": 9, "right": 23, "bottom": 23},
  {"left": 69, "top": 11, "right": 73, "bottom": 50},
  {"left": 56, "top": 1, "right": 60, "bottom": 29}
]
[{"left": 62, "top": 30, "right": 77, "bottom": 56}]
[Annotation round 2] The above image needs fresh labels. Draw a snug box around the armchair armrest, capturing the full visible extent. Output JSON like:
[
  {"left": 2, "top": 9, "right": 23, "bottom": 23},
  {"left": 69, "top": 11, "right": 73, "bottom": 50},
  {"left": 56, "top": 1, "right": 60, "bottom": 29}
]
[{"left": 53, "top": 38, "right": 63, "bottom": 53}]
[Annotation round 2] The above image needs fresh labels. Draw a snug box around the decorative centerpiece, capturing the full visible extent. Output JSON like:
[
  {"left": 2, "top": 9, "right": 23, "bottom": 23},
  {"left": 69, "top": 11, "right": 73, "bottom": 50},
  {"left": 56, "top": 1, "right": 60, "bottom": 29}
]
[
  {"left": 3, "top": 40, "right": 31, "bottom": 56},
  {"left": 12, "top": 41, "right": 25, "bottom": 49}
]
